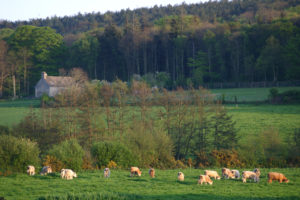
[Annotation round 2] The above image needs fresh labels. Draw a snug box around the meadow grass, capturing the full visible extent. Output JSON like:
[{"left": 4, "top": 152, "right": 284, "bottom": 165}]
[
  {"left": 226, "top": 104, "right": 300, "bottom": 141},
  {"left": 0, "top": 99, "right": 39, "bottom": 127},
  {"left": 211, "top": 86, "right": 300, "bottom": 102},
  {"left": 0, "top": 99, "right": 299, "bottom": 142},
  {"left": 0, "top": 168, "right": 299, "bottom": 200}
]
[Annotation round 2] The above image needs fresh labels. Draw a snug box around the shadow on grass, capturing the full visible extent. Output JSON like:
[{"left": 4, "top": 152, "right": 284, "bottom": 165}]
[{"left": 145, "top": 194, "right": 300, "bottom": 200}]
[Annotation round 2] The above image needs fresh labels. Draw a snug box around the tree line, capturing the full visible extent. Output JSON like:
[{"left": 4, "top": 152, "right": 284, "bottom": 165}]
[
  {"left": 1, "top": 79, "right": 299, "bottom": 172},
  {"left": 1, "top": 0, "right": 300, "bottom": 98}
]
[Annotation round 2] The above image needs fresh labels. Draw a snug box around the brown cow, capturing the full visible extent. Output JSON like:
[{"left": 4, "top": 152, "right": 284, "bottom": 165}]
[
  {"left": 242, "top": 171, "right": 259, "bottom": 183},
  {"left": 222, "top": 168, "right": 235, "bottom": 179},
  {"left": 204, "top": 170, "right": 221, "bottom": 180},
  {"left": 40, "top": 166, "right": 52, "bottom": 175},
  {"left": 130, "top": 167, "right": 142, "bottom": 177},
  {"left": 104, "top": 168, "right": 111, "bottom": 178},
  {"left": 61, "top": 169, "right": 77, "bottom": 180},
  {"left": 177, "top": 172, "right": 184, "bottom": 181},
  {"left": 27, "top": 165, "right": 35, "bottom": 176},
  {"left": 268, "top": 172, "right": 289, "bottom": 183},
  {"left": 149, "top": 168, "right": 155, "bottom": 178},
  {"left": 198, "top": 175, "right": 213, "bottom": 185}
]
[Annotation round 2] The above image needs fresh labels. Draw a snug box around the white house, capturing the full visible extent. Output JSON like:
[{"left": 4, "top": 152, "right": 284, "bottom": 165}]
[{"left": 35, "top": 72, "right": 74, "bottom": 98}]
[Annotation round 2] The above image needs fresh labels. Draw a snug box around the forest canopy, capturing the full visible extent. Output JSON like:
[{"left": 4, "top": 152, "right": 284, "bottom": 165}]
[{"left": 1, "top": 0, "right": 300, "bottom": 97}]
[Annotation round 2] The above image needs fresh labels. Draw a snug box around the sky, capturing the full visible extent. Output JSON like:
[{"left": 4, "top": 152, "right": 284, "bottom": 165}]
[{"left": 0, "top": 0, "right": 208, "bottom": 22}]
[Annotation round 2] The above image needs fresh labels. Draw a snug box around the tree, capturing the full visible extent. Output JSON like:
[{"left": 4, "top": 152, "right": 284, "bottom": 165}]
[
  {"left": 256, "top": 35, "right": 282, "bottom": 82},
  {"left": 0, "top": 40, "right": 9, "bottom": 98},
  {"left": 187, "top": 50, "right": 208, "bottom": 87},
  {"left": 7, "top": 25, "right": 64, "bottom": 96},
  {"left": 212, "top": 106, "right": 238, "bottom": 150}
]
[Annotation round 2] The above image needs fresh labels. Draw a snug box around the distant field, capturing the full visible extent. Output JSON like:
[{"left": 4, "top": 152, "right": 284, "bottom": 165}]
[
  {"left": 0, "top": 94, "right": 299, "bottom": 141},
  {"left": 211, "top": 87, "right": 300, "bottom": 102},
  {"left": 227, "top": 104, "right": 300, "bottom": 141},
  {"left": 0, "top": 99, "right": 39, "bottom": 127},
  {"left": 0, "top": 168, "right": 299, "bottom": 200}
]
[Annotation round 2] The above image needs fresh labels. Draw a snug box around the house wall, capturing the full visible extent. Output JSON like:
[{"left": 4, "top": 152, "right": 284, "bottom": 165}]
[
  {"left": 49, "top": 87, "right": 65, "bottom": 97},
  {"left": 35, "top": 80, "right": 50, "bottom": 98}
]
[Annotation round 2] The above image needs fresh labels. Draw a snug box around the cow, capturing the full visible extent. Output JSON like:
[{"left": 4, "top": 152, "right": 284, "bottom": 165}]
[
  {"left": 177, "top": 172, "right": 184, "bottom": 181},
  {"left": 198, "top": 175, "right": 213, "bottom": 185},
  {"left": 149, "top": 168, "right": 155, "bottom": 178},
  {"left": 222, "top": 168, "right": 235, "bottom": 179},
  {"left": 61, "top": 169, "right": 77, "bottom": 180},
  {"left": 104, "top": 168, "right": 111, "bottom": 178},
  {"left": 253, "top": 168, "right": 261, "bottom": 177},
  {"left": 204, "top": 170, "right": 221, "bottom": 180},
  {"left": 242, "top": 171, "right": 259, "bottom": 183},
  {"left": 268, "top": 172, "right": 289, "bottom": 183},
  {"left": 27, "top": 165, "right": 35, "bottom": 176},
  {"left": 231, "top": 170, "right": 240, "bottom": 179},
  {"left": 130, "top": 167, "right": 142, "bottom": 177},
  {"left": 40, "top": 166, "right": 52, "bottom": 175}
]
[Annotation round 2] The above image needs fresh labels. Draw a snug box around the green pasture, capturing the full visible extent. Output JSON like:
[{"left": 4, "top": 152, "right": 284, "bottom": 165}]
[
  {"left": 0, "top": 99, "right": 39, "bottom": 127},
  {"left": 0, "top": 168, "right": 299, "bottom": 200},
  {"left": 227, "top": 104, "right": 300, "bottom": 141},
  {"left": 211, "top": 86, "right": 300, "bottom": 102}
]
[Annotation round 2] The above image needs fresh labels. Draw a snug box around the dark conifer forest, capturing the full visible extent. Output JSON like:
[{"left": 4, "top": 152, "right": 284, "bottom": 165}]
[{"left": 1, "top": 0, "right": 300, "bottom": 97}]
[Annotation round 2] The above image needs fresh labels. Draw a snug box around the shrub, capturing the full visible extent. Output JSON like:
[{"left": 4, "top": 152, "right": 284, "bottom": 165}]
[
  {"left": 0, "top": 135, "right": 40, "bottom": 172},
  {"left": 42, "top": 155, "right": 64, "bottom": 172},
  {"left": 48, "top": 139, "right": 84, "bottom": 171},
  {"left": 107, "top": 160, "right": 117, "bottom": 169},
  {"left": 91, "top": 142, "right": 136, "bottom": 168},
  {"left": 0, "top": 125, "right": 9, "bottom": 135},
  {"left": 269, "top": 88, "right": 300, "bottom": 104},
  {"left": 210, "top": 149, "right": 245, "bottom": 168}
]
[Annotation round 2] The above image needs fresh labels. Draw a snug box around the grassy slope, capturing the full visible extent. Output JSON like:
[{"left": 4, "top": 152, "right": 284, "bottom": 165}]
[
  {"left": 227, "top": 104, "right": 300, "bottom": 141},
  {"left": 0, "top": 99, "right": 39, "bottom": 127},
  {"left": 0, "top": 168, "right": 299, "bottom": 200}
]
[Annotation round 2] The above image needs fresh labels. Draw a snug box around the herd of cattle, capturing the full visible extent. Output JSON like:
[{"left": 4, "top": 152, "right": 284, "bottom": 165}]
[{"left": 26, "top": 165, "right": 289, "bottom": 184}]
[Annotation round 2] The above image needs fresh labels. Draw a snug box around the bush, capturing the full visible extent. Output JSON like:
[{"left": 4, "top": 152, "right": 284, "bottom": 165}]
[
  {"left": 42, "top": 155, "right": 64, "bottom": 172},
  {"left": 269, "top": 88, "right": 300, "bottom": 104},
  {"left": 48, "top": 139, "right": 84, "bottom": 171},
  {"left": 0, "top": 135, "right": 40, "bottom": 172},
  {"left": 210, "top": 149, "right": 245, "bottom": 168},
  {"left": 0, "top": 125, "right": 9, "bottom": 135},
  {"left": 91, "top": 142, "right": 136, "bottom": 168}
]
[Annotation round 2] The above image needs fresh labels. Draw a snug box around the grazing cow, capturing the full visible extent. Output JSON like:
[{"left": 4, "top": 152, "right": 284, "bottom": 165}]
[
  {"left": 177, "top": 172, "right": 184, "bottom": 181},
  {"left": 231, "top": 170, "right": 240, "bottom": 179},
  {"left": 198, "top": 175, "right": 213, "bottom": 185},
  {"left": 40, "top": 166, "right": 52, "bottom": 175},
  {"left": 149, "top": 168, "right": 155, "bottom": 178},
  {"left": 60, "top": 169, "right": 66, "bottom": 178},
  {"left": 27, "top": 165, "right": 35, "bottom": 176},
  {"left": 104, "top": 168, "right": 111, "bottom": 178},
  {"left": 130, "top": 167, "right": 142, "bottom": 177},
  {"left": 222, "top": 168, "right": 235, "bottom": 179},
  {"left": 61, "top": 169, "right": 77, "bottom": 180},
  {"left": 253, "top": 168, "right": 261, "bottom": 177},
  {"left": 242, "top": 171, "right": 259, "bottom": 183},
  {"left": 268, "top": 172, "right": 289, "bottom": 183},
  {"left": 204, "top": 170, "right": 221, "bottom": 180}
]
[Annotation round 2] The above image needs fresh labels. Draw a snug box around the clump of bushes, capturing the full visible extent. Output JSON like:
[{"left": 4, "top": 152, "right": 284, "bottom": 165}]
[
  {"left": 91, "top": 142, "right": 136, "bottom": 168},
  {"left": 269, "top": 88, "right": 300, "bottom": 104},
  {"left": 194, "top": 149, "right": 245, "bottom": 168},
  {"left": 0, "top": 135, "right": 40, "bottom": 172},
  {"left": 48, "top": 139, "right": 84, "bottom": 171}
]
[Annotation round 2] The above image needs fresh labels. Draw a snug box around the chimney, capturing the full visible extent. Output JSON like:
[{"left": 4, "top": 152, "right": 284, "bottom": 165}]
[{"left": 41, "top": 72, "right": 47, "bottom": 80}]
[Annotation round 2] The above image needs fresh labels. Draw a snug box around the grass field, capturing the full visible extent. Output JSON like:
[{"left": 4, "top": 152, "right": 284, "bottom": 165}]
[
  {"left": 211, "top": 87, "right": 300, "bottom": 102},
  {"left": 0, "top": 91, "right": 299, "bottom": 141},
  {"left": 0, "top": 168, "right": 299, "bottom": 200}
]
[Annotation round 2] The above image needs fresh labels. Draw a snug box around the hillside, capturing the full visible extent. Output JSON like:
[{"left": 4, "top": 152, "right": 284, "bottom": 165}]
[{"left": 1, "top": 0, "right": 300, "bottom": 97}]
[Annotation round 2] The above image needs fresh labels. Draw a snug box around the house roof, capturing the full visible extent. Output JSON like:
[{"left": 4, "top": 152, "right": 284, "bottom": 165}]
[{"left": 45, "top": 76, "right": 74, "bottom": 87}]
